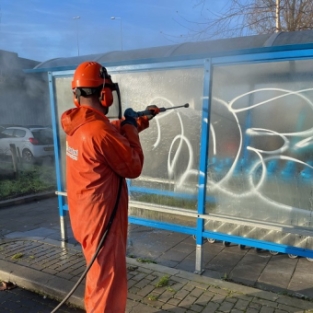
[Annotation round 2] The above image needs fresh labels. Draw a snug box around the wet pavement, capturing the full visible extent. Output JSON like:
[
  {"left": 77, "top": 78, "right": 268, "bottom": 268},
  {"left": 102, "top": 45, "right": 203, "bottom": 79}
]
[{"left": 1, "top": 196, "right": 313, "bottom": 312}]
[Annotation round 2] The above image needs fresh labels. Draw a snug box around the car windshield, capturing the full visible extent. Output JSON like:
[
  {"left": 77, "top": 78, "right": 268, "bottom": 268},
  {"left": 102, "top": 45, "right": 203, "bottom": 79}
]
[{"left": 32, "top": 129, "right": 53, "bottom": 145}]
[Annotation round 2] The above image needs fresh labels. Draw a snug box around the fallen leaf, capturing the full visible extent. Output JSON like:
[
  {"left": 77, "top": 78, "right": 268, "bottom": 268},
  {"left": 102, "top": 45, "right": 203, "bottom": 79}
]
[{"left": 0, "top": 282, "right": 16, "bottom": 291}]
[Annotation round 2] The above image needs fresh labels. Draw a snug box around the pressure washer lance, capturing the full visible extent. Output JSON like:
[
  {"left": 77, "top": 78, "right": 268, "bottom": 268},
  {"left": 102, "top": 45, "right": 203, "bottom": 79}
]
[{"left": 136, "top": 103, "right": 189, "bottom": 117}]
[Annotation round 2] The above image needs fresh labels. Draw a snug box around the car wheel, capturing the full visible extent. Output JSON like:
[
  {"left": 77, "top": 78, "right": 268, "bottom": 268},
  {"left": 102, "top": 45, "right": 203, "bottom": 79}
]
[
  {"left": 269, "top": 250, "right": 279, "bottom": 255},
  {"left": 22, "top": 149, "right": 34, "bottom": 163}
]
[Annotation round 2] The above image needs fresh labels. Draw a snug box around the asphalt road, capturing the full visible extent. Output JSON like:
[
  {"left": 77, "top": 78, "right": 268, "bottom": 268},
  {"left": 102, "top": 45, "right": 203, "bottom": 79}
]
[{"left": 0, "top": 286, "right": 84, "bottom": 313}]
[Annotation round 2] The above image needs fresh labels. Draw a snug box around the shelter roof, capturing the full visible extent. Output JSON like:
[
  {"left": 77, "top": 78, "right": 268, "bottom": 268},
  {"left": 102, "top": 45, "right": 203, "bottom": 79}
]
[{"left": 32, "top": 30, "right": 313, "bottom": 72}]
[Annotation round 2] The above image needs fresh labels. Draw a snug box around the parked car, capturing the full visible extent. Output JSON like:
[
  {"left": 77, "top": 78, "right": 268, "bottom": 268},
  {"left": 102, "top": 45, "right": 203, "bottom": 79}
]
[{"left": 0, "top": 126, "right": 54, "bottom": 163}]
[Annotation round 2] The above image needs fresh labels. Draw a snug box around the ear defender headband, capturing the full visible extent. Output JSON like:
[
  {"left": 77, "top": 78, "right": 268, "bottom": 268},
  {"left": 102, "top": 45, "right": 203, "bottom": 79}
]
[
  {"left": 73, "top": 88, "right": 82, "bottom": 108},
  {"left": 72, "top": 62, "right": 117, "bottom": 108},
  {"left": 99, "top": 67, "right": 114, "bottom": 108}
]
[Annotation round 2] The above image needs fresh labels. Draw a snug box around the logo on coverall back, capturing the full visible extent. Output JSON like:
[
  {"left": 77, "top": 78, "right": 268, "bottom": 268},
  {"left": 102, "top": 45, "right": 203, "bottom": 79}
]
[{"left": 66, "top": 141, "right": 78, "bottom": 161}]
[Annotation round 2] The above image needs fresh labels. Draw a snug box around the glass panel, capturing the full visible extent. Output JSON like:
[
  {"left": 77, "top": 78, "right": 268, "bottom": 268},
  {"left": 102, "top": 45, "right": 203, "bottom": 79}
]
[
  {"left": 32, "top": 129, "right": 53, "bottom": 144},
  {"left": 206, "top": 59, "right": 313, "bottom": 247},
  {"left": 125, "top": 67, "right": 203, "bottom": 226}
]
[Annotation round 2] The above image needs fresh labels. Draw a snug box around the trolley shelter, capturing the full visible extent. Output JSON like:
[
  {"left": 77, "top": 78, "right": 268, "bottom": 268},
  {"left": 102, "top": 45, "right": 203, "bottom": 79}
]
[{"left": 28, "top": 31, "right": 313, "bottom": 273}]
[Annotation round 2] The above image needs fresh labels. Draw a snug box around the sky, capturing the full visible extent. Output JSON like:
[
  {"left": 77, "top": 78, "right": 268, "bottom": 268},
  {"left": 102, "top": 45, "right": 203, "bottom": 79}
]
[{"left": 0, "top": 0, "right": 228, "bottom": 62}]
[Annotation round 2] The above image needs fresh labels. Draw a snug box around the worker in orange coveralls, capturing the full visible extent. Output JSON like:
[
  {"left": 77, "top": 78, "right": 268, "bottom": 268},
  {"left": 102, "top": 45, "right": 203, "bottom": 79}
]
[{"left": 61, "top": 61, "right": 157, "bottom": 313}]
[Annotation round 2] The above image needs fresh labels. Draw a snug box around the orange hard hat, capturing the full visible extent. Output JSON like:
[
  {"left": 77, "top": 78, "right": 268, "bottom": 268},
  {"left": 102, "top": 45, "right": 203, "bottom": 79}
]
[
  {"left": 72, "top": 61, "right": 115, "bottom": 108},
  {"left": 72, "top": 61, "right": 105, "bottom": 89}
]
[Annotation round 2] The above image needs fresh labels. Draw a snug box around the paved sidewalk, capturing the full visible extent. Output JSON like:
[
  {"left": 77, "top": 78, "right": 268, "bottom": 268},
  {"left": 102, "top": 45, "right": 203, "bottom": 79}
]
[
  {"left": 1, "top": 196, "right": 313, "bottom": 312},
  {"left": 1, "top": 237, "right": 313, "bottom": 313}
]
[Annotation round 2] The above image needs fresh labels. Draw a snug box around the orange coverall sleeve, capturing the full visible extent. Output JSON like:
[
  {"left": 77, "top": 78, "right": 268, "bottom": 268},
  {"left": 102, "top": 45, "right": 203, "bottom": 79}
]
[{"left": 97, "top": 121, "right": 145, "bottom": 179}]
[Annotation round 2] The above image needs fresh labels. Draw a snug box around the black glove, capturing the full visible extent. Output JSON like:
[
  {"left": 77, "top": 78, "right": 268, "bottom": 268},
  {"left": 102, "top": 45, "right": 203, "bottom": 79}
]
[
  {"left": 121, "top": 108, "right": 138, "bottom": 127},
  {"left": 145, "top": 105, "right": 159, "bottom": 120}
]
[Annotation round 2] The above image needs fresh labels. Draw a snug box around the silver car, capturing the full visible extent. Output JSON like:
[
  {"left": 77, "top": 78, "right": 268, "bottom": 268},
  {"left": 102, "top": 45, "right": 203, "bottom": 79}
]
[{"left": 0, "top": 126, "right": 54, "bottom": 162}]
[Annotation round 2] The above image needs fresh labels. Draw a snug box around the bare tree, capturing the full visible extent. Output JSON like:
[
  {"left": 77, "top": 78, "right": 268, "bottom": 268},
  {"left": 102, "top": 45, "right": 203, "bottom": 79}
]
[
  {"left": 247, "top": 0, "right": 313, "bottom": 33},
  {"left": 276, "top": 0, "right": 281, "bottom": 32},
  {"left": 171, "top": 0, "right": 313, "bottom": 41}
]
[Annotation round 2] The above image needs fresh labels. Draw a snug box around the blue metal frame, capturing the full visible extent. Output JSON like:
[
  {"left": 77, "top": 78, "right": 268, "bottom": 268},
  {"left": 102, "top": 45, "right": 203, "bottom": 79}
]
[
  {"left": 128, "top": 216, "right": 196, "bottom": 236},
  {"left": 46, "top": 43, "right": 313, "bottom": 260},
  {"left": 201, "top": 231, "right": 313, "bottom": 258},
  {"left": 213, "top": 47, "right": 313, "bottom": 66},
  {"left": 196, "top": 59, "right": 212, "bottom": 247},
  {"left": 48, "top": 72, "right": 66, "bottom": 218},
  {"left": 48, "top": 71, "right": 71, "bottom": 240}
]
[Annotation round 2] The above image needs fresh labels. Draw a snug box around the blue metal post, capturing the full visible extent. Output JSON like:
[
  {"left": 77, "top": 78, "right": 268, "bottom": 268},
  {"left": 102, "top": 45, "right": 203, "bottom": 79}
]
[
  {"left": 48, "top": 72, "right": 68, "bottom": 242},
  {"left": 195, "top": 59, "right": 212, "bottom": 273}
]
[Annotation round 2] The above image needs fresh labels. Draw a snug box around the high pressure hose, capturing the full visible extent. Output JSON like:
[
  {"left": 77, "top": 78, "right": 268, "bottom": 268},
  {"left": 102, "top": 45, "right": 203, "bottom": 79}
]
[{"left": 50, "top": 177, "right": 123, "bottom": 313}]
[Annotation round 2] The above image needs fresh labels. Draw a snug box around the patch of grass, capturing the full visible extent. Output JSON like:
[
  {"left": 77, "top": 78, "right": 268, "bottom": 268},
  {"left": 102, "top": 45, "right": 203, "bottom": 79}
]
[
  {"left": 147, "top": 294, "right": 158, "bottom": 301},
  {"left": 167, "top": 286, "right": 176, "bottom": 292},
  {"left": 155, "top": 275, "right": 169, "bottom": 288},
  {"left": 11, "top": 253, "right": 24, "bottom": 260},
  {"left": 0, "top": 164, "right": 56, "bottom": 200},
  {"left": 221, "top": 272, "right": 232, "bottom": 281},
  {"left": 136, "top": 258, "right": 157, "bottom": 264}
]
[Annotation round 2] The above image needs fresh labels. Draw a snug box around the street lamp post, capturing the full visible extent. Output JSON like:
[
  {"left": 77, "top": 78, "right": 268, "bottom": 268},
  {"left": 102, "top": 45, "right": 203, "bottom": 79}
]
[
  {"left": 110, "top": 16, "right": 123, "bottom": 51},
  {"left": 73, "top": 16, "right": 80, "bottom": 56}
]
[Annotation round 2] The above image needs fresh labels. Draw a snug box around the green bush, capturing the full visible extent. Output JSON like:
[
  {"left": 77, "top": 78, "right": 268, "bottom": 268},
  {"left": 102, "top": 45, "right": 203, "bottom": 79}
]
[{"left": 0, "top": 164, "right": 56, "bottom": 200}]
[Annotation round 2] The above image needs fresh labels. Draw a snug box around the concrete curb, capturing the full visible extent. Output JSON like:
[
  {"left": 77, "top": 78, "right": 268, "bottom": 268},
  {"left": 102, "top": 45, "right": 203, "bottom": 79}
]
[
  {"left": 0, "top": 259, "right": 85, "bottom": 309},
  {"left": 0, "top": 237, "right": 85, "bottom": 309},
  {"left": 0, "top": 192, "right": 56, "bottom": 208}
]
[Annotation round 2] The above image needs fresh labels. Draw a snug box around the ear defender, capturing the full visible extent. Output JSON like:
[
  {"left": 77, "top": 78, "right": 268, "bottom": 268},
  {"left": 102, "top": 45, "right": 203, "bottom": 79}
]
[
  {"left": 99, "top": 67, "right": 114, "bottom": 108},
  {"left": 100, "top": 86, "right": 113, "bottom": 107}
]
